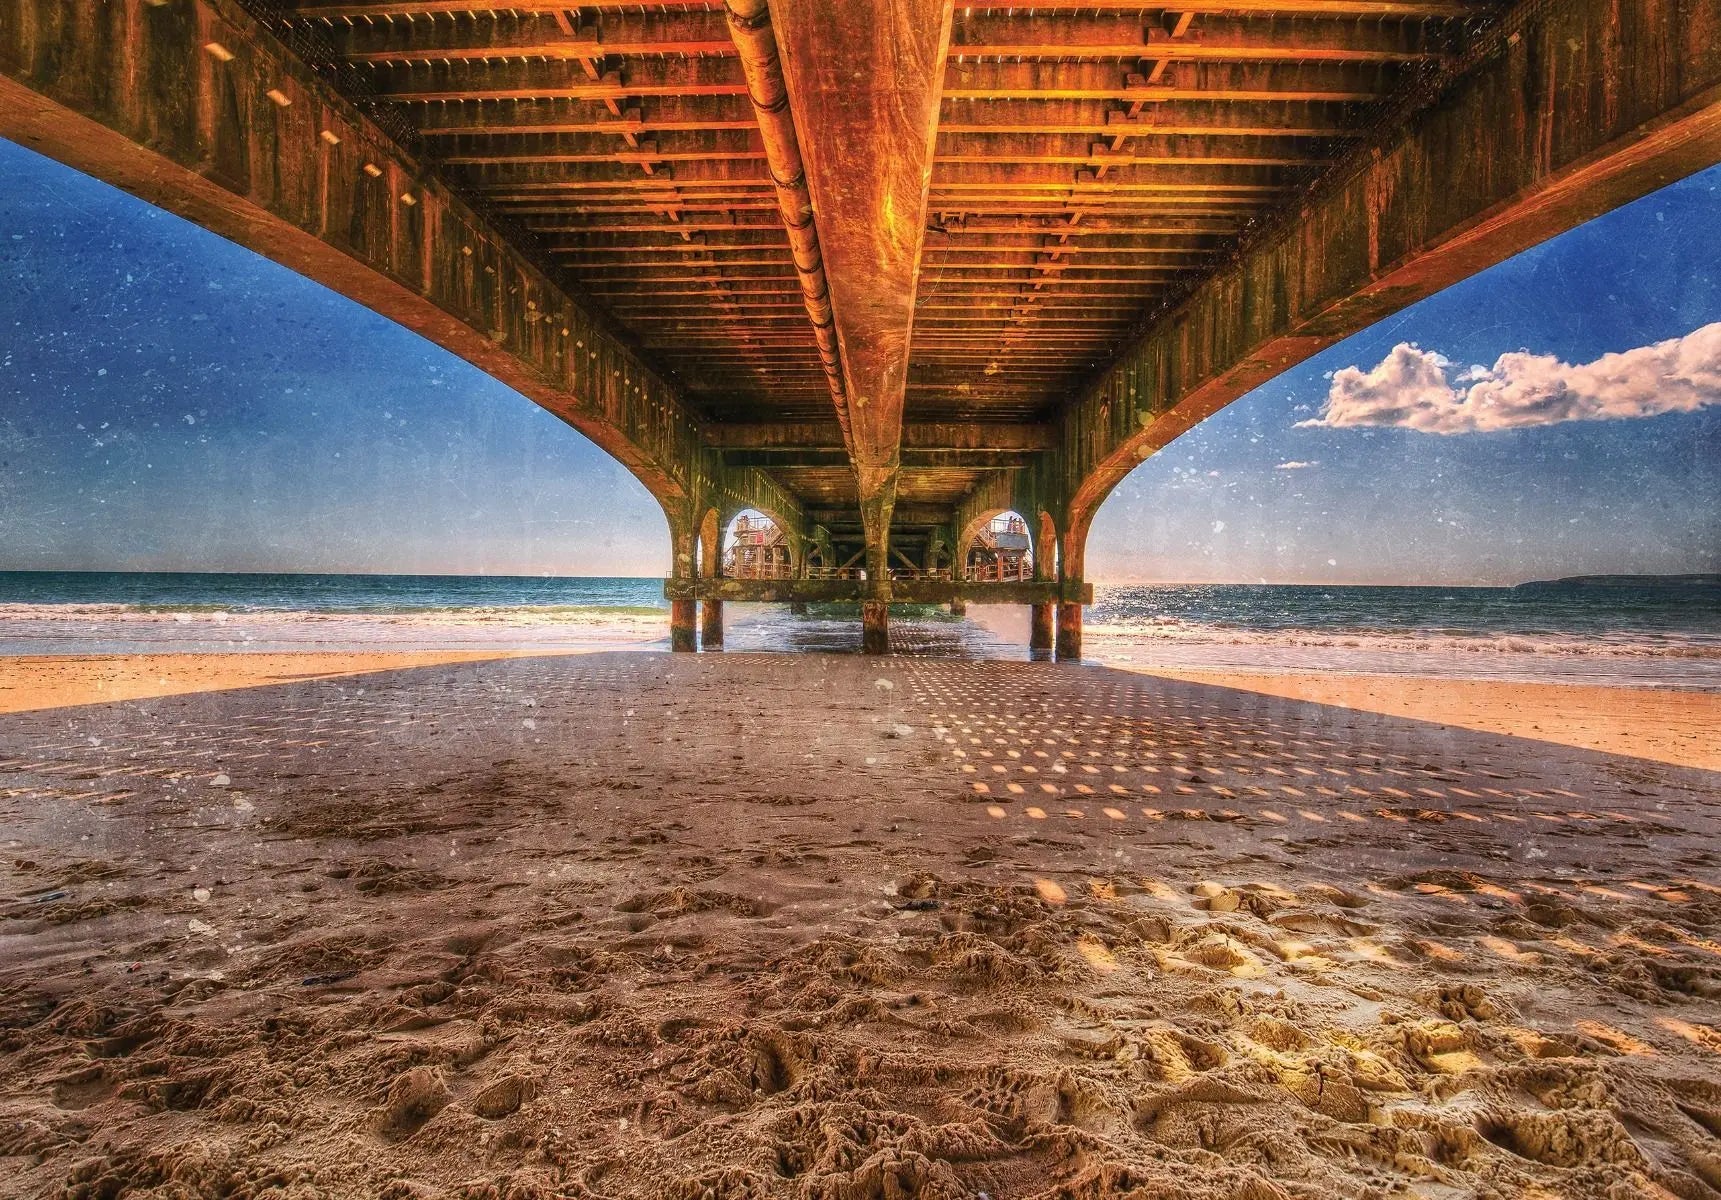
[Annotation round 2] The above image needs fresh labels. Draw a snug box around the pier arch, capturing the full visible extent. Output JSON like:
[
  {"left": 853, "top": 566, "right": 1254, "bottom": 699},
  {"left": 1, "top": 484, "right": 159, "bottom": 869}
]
[
  {"left": 957, "top": 511, "right": 1035, "bottom": 585},
  {"left": 723, "top": 510, "right": 796, "bottom": 582}
]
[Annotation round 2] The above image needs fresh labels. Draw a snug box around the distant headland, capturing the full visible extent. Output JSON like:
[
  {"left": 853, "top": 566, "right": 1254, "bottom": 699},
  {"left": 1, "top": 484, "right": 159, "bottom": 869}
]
[{"left": 1513, "top": 573, "right": 1721, "bottom": 591}]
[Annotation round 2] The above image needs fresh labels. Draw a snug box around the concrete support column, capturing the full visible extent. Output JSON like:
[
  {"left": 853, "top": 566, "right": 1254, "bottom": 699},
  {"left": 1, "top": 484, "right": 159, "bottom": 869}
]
[
  {"left": 1055, "top": 601, "right": 1083, "bottom": 662},
  {"left": 701, "top": 599, "right": 724, "bottom": 650},
  {"left": 1030, "top": 601, "right": 1055, "bottom": 654}
]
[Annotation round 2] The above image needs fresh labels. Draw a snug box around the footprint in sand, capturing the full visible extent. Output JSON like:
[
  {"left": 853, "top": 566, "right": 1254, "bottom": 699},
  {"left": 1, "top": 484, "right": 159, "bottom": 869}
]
[
  {"left": 470, "top": 1072, "right": 535, "bottom": 1119},
  {"left": 370, "top": 1066, "right": 452, "bottom": 1141},
  {"left": 1474, "top": 1108, "right": 1645, "bottom": 1171},
  {"left": 1403, "top": 1019, "right": 1488, "bottom": 1074},
  {"left": 1269, "top": 909, "right": 1378, "bottom": 937}
]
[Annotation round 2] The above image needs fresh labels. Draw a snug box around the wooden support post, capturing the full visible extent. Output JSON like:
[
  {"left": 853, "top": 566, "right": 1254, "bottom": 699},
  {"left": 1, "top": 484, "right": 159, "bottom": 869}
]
[
  {"left": 1056, "top": 600, "right": 1083, "bottom": 662},
  {"left": 669, "top": 517, "right": 698, "bottom": 653},
  {"left": 1055, "top": 511, "right": 1088, "bottom": 662},
  {"left": 697, "top": 508, "right": 722, "bottom": 650},
  {"left": 701, "top": 598, "right": 724, "bottom": 650},
  {"left": 862, "top": 601, "right": 890, "bottom": 655},
  {"left": 860, "top": 488, "right": 895, "bottom": 655},
  {"left": 671, "top": 599, "right": 698, "bottom": 653},
  {"left": 1030, "top": 602, "right": 1055, "bottom": 654}
]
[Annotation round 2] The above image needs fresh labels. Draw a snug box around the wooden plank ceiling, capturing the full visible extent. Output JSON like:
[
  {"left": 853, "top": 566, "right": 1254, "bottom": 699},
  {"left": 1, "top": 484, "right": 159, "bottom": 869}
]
[{"left": 283, "top": 0, "right": 1495, "bottom": 522}]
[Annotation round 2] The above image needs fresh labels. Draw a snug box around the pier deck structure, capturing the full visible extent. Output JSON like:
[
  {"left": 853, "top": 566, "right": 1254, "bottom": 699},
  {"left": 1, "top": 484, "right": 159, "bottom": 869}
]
[{"left": 3, "top": 0, "right": 1717, "bottom": 653}]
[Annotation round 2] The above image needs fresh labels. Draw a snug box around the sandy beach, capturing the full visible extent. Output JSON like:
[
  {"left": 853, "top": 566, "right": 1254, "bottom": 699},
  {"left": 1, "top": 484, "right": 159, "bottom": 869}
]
[
  {"left": 0, "top": 641, "right": 1717, "bottom": 1199},
  {"left": 1119, "top": 668, "right": 1721, "bottom": 773}
]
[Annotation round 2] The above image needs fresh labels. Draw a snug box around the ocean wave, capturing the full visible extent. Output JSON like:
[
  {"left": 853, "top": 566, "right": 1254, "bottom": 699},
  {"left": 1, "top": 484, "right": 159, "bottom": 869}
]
[{"left": 1083, "top": 618, "right": 1720, "bottom": 659}]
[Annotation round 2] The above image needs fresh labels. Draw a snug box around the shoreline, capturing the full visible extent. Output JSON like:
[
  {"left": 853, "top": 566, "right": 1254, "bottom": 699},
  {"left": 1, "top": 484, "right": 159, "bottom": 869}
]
[{"left": 1, "top": 601, "right": 1716, "bottom": 697}]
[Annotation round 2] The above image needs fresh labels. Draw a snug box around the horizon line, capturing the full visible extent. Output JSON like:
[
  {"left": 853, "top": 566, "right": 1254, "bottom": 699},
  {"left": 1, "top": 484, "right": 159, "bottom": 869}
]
[{"left": 0, "top": 567, "right": 1710, "bottom": 589}]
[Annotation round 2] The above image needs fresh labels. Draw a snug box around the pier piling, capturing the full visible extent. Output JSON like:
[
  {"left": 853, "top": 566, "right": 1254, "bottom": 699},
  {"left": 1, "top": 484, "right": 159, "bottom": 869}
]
[
  {"left": 1031, "top": 602, "right": 1055, "bottom": 655},
  {"left": 1056, "top": 601, "right": 1083, "bottom": 662}
]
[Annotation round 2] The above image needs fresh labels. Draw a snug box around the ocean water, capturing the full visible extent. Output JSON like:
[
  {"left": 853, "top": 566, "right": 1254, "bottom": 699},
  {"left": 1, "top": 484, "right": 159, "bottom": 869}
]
[
  {"left": 0, "top": 572, "right": 1715, "bottom": 686},
  {"left": 0, "top": 571, "right": 667, "bottom": 613},
  {"left": 1073, "top": 580, "right": 1720, "bottom": 687},
  {"left": 1089, "top": 582, "right": 1718, "bottom": 651}
]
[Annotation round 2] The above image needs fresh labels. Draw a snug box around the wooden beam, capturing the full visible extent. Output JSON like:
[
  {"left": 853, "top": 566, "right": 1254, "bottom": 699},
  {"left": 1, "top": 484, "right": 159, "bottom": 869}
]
[
  {"left": 947, "top": 13, "right": 1443, "bottom": 63},
  {"left": 769, "top": 0, "right": 956, "bottom": 621},
  {"left": 706, "top": 422, "right": 1055, "bottom": 451},
  {"left": 330, "top": 12, "right": 734, "bottom": 63},
  {"left": 805, "top": 505, "right": 955, "bottom": 528},
  {"left": 294, "top": 1, "right": 1483, "bottom": 17},
  {"left": 942, "top": 102, "right": 1364, "bottom": 139},
  {"left": 1058, "top": 0, "right": 1721, "bottom": 562},
  {"left": 941, "top": 60, "right": 1392, "bottom": 104},
  {"left": 377, "top": 57, "right": 748, "bottom": 103},
  {"left": 334, "top": 11, "right": 1438, "bottom": 65},
  {"left": 926, "top": 215, "right": 1239, "bottom": 236},
  {"left": 724, "top": 448, "right": 1036, "bottom": 469},
  {"left": 416, "top": 97, "right": 758, "bottom": 138},
  {"left": 296, "top": 0, "right": 729, "bottom": 14}
]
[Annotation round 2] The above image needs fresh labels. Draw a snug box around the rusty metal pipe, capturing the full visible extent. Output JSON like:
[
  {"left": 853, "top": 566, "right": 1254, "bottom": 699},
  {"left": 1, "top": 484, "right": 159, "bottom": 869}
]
[{"left": 725, "top": 0, "right": 846, "bottom": 411}]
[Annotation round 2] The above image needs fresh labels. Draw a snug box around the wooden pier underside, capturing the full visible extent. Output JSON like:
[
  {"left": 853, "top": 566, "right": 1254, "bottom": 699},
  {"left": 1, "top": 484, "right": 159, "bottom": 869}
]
[{"left": 1, "top": 0, "right": 1717, "bottom": 650}]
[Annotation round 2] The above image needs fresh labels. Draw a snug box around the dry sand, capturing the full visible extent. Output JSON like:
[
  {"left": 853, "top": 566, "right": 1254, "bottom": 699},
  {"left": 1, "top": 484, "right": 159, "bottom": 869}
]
[
  {"left": 0, "top": 653, "right": 584, "bottom": 716},
  {"left": 0, "top": 648, "right": 1717, "bottom": 1199},
  {"left": 1120, "top": 668, "right": 1721, "bottom": 773}
]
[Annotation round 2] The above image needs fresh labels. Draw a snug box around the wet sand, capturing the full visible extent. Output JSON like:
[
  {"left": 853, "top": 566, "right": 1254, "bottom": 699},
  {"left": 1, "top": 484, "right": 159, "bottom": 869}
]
[{"left": 0, "top": 646, "right": 1717, "bottom": 1198}]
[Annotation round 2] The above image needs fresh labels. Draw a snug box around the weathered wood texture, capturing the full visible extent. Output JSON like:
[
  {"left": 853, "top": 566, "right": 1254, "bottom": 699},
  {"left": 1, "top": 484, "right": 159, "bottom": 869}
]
[
  {"left": 1056, "top": 0, "right": 1721, "bottom": 553},
  {"left": 0, "top": 0, "right": 710, "bottom": 507},
  {"left": 0, "top": 0, "right": 817, "bottom": 555},
  {"left": 2, "top": 0, "right": 1717, "bottom": 623},
  {"left": 769, "top": 0, "right": 953, "bottom": 494}
]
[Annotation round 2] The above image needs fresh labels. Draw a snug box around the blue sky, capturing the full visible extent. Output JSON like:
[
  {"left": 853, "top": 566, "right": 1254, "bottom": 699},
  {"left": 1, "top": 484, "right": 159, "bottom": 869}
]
[{"left": 1, "top": 136, "right": 1716, "bottom": 584}]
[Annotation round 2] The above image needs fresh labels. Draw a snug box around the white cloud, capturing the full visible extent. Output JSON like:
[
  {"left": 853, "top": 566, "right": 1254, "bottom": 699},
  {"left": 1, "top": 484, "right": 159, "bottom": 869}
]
[
  {"left": 1275, "top": 460, "right": 1316, "bottom": 470},
  {"left": 1300, "top": 322, "right": 1721, "bottom": 433}
]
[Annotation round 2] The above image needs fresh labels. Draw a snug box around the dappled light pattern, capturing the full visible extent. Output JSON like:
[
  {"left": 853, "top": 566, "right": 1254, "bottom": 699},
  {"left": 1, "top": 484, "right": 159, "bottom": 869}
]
[{"left": 0, "top": 653, "right": 1716, "bottom": 1197}]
